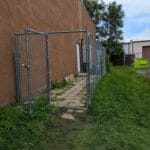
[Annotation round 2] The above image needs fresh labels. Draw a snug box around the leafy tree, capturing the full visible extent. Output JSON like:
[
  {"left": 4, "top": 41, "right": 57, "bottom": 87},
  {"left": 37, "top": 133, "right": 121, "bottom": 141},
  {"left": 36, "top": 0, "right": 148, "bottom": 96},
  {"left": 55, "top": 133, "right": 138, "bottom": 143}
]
[
  {"left": 83, "top": 0, "right": 105, "bottom": 26},
  {"left": 84, "top": 0, "right": 125, "bottom": 58},
  {"left": 100, "top": 1, "right": 125, "bottom": 56}
]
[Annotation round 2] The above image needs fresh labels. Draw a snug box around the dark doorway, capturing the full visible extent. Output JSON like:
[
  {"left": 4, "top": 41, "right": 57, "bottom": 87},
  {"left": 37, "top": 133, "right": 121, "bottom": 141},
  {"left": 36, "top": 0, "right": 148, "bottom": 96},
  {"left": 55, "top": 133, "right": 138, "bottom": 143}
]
[{"left": 143, "top": 46, "right": 150, "bottom": 60}]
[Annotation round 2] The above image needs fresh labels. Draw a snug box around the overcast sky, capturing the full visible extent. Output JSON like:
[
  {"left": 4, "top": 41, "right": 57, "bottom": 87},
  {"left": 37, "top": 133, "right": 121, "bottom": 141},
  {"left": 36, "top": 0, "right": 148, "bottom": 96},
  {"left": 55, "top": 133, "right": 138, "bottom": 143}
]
[{"left": 101, "top": 0, "right": 150, "bottom": 42}]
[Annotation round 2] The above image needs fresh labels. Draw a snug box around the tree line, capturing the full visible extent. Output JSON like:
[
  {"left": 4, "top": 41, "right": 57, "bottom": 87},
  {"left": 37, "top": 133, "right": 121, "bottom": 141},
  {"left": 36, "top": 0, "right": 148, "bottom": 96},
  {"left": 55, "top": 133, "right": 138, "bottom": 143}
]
[{"left": 83, "top": 0, "right": 125, "bottom": 65}]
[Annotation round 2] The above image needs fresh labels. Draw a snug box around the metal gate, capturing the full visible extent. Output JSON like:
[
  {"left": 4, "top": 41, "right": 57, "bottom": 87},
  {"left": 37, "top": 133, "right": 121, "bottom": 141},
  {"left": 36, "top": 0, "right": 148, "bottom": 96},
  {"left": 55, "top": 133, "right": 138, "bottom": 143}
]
[
  {"left": 15, "top": 28, "right": 106, "bottom": 113},
  {"left": 15, "top": 29, "right": 50, "bottom": 113}
]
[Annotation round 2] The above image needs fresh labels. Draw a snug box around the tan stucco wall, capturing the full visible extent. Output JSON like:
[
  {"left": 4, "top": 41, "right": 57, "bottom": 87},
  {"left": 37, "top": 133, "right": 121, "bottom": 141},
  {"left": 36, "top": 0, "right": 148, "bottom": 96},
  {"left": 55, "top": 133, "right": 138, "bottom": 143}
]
[{"left": 0, "top": 0, "right": 96, "bottom": 106}]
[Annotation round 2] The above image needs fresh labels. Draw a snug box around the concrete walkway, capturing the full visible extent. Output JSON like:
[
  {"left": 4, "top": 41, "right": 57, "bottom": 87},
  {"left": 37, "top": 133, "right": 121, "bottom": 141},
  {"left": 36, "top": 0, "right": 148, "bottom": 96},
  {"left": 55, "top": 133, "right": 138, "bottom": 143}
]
[
  {"left": 135, "top": 68, "right": 150, "bottom": 73},
  {"left": 51, "top": 76, "right": 87, "bottom": 120},
  {"left": 133, "top": 68, "right": 150, "bottom": 77}
]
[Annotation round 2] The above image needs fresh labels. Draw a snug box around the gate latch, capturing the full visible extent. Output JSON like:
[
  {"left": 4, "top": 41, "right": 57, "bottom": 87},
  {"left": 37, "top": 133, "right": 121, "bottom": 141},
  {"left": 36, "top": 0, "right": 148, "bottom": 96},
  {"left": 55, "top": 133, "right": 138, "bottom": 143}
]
[{"left": 22, "top": 64, "right": 29, "bottom": 69}]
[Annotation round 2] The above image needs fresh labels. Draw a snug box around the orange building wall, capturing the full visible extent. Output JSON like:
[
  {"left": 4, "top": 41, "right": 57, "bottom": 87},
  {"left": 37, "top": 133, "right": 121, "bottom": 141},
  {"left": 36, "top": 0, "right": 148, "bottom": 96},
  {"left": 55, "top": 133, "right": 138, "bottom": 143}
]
[{"left": 0, "top": 0, "right": 96, "bottom": 106}]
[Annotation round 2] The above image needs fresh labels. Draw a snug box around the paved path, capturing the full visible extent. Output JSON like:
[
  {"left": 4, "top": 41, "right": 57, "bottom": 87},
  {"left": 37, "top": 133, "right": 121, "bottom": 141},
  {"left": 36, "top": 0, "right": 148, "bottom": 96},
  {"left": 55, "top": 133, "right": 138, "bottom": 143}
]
[
  {"left": 51, "top": 76, "right": 87, "bottom": 120},
  {"left": 133, "top": 68, "right": 150, "bottom": 78},
  {"left": 135, "top": 68, "right": 150, "bottom": 73}
]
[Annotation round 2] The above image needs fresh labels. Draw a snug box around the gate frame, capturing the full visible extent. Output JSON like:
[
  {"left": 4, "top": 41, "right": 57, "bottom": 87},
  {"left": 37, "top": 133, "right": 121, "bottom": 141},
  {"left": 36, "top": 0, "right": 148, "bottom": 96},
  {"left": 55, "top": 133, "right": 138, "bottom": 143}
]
[
  {"left": 14, "top": 28, "right": 91, "bottom": 113},
  {"left": 15, "top": 29, "right": 50, "bottom": 113}
]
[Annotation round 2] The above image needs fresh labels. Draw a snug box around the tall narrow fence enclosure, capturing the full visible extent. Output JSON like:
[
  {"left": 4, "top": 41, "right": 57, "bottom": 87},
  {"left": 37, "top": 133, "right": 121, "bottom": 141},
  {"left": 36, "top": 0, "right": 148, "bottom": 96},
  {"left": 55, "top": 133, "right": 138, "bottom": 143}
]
[{"left": 15, "top": 28, "right": 106, "bottom": 113}]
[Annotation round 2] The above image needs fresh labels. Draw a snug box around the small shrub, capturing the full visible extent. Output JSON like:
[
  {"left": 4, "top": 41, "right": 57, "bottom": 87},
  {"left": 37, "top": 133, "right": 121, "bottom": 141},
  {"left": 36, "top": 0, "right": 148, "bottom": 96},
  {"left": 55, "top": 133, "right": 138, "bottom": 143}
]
[
  {"left": 51, "top": 79, "right": 67, "bottom": 89},
  {"left": 74, "top": 74, "right": 78, "bottom": 78}
]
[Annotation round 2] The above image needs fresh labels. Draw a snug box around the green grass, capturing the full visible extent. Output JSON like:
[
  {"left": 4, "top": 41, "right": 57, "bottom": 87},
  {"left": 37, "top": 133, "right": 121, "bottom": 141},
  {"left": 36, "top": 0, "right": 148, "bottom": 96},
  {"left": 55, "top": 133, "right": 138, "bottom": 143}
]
[
  {"left": 0, "top": 105, "right": 57, "bottom": 150},
  {"left": 90, "top": 66, "right": 150, "bottom": 149},
  {"left": 134, "top": 58, "right": 150, "bottom": 69},
  {"left": 61, "top": 66, "right": 150, "bottom": 150},
  {"left": 0, "top": 67, "right": 150, "bottom": 150}
]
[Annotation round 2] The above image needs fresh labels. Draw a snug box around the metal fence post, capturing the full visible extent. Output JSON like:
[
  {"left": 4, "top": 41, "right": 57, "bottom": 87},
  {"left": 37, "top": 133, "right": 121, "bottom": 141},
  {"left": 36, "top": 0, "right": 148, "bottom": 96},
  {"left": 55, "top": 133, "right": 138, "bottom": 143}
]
[
  {"left": 86, "top": 30, "right": 91, "bottom": 107},
  {"left": 101, "top": 47, "right": 103, "bottom": 77},
  {"left": 25, "top": 29, "right": 32, "bottom": 114},
  {"left": 88, "top": 33, "right": 91, "bottom": 106},
  {"left": 14, "top": 33, "right": 21, "bottom": 103},
  {"left": 103, "top": 48, "right": 106, "bottom": 74},
  {"left": 45, "top": 34, "right": 51, "bottom": 103},
  {"left": 86, "top": 30, "right": 89, "bottom": 107}
]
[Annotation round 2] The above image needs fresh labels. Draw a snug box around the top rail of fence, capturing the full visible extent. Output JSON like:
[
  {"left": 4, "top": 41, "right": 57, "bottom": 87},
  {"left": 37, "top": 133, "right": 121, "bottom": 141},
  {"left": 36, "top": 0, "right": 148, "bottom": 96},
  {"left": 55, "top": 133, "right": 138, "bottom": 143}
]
[{"left": 15, "top": 28, "right": 87, "bottom": 36}]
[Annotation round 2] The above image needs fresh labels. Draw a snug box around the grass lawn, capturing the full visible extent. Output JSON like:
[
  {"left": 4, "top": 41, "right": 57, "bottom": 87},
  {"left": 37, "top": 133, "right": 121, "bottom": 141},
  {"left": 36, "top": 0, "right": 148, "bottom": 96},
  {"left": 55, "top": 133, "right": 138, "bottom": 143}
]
[
  {"left": 133, "top": 58, "right": 150, "bottom": 69},
  {"left": 90, "top": 67, "right": 150, "bottom": 149},
  {"left": 0, "top": 66, "right": 150, "bottom": 150}
]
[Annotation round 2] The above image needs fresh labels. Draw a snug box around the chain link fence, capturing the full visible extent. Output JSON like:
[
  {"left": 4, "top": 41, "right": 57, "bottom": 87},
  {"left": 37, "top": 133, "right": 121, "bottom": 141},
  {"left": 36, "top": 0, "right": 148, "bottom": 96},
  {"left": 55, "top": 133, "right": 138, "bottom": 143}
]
[
  {"left": 87, "top": 34, "right": 106, "bottom": 105},
  {"left": 15, "top": 28, "right": 106, "bottom": 113}
]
